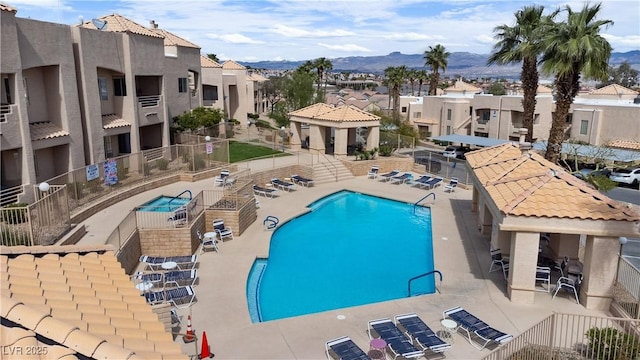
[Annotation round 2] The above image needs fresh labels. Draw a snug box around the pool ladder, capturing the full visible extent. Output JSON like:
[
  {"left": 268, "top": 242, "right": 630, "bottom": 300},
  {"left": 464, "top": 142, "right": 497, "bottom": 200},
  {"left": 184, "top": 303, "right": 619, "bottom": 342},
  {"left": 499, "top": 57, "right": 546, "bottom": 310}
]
[
  {"left": 413, "top": 192, "right": 435, "bottom": 213},
  {"left": 168, "top": 190, "right": 193, "bottom": 208},
  {"left": 407, "top": 270, "right": 442, "bottom": 297}
]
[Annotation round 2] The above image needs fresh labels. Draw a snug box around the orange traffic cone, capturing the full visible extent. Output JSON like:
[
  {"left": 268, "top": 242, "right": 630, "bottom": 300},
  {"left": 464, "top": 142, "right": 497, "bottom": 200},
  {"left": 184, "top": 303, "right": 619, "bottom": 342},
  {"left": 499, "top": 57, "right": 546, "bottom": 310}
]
[
  {"left": 183, "top": 315, "right": 195, "bottom": 343},
  {"left": 198, "top": 331, "right": 214, "bottom": 358}
]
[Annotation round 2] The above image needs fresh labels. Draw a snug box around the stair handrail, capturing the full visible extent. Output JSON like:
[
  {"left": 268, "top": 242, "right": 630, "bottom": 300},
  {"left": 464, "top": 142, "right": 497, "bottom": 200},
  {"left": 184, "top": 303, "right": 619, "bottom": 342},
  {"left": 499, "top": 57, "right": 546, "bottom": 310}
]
[
  {"left": 413, "top": 192, "right": 435, "bottom": 213},
  {"left": 408, "top": 270, "right": 442, "bottom": 297},
  {"left": 318, "top": 152, "right": 339, "bottom": 182}
]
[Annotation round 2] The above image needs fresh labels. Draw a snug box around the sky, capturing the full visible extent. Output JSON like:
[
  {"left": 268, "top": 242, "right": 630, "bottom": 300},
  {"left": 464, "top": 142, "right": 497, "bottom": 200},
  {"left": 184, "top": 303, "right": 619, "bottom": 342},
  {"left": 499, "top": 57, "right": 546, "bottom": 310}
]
[{"left": 6, "top": 0, "right": 640, "bottom": 63}]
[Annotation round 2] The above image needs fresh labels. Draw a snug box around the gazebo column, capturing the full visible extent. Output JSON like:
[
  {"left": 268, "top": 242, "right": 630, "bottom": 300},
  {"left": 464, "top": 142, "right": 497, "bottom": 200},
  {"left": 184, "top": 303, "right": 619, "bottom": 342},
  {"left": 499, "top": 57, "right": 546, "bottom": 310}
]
[
  {"left": 290, "top": 122, "right": 302, "bottom": 151},
  {"left": 491, "top": 224, "right": 510, "bottom": 254},
  {"left": 477, "top": 198, "right": 492, "bottom": 236},
  {"left": 308, "top": 124, "right": 325, "bottom": 155},
  {"left": 334, "top": 128, "right": 348, "bottom": 157},
  {"left": 366, "top": 126, "right": 380, "bottom": 151},
  {"left": 580, "top": 236, "right": 619, "bottom": 310},
  {"left": 507, "top": 231, "right": 540, "bottom": 304}
]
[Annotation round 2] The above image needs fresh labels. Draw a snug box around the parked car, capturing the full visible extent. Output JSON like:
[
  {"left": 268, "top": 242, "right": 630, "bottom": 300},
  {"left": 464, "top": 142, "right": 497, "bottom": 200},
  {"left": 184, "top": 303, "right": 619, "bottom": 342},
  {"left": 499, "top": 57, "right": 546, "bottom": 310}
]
[
  {"left": 609, "top": 168, "right": 640, "bottom": 186},
  {"left": 443, "top": 146, "right": 471, "bottom": 159},
  {"left": 442, "top": 146, "right": 457, "bottom": 158},
  {"left": 576, "top": 168, "right": 612, "bottom": 179}
]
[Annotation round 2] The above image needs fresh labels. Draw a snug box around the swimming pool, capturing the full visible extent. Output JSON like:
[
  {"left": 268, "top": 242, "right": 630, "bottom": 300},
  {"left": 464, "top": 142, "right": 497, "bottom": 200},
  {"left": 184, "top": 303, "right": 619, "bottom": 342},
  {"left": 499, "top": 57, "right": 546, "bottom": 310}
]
[
  {"left": 137, "top": 196, "right": 190, "bottom": 212},
  {"left": 247, "top": 190, "right": 435, "bottom": 322}
]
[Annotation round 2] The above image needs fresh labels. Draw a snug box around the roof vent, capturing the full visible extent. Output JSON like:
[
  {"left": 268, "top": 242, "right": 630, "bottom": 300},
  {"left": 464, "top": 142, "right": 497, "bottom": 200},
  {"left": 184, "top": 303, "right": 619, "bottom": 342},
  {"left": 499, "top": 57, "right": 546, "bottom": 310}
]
[{"left": 150, "top": 20, "right": 158, "bottom": 29}]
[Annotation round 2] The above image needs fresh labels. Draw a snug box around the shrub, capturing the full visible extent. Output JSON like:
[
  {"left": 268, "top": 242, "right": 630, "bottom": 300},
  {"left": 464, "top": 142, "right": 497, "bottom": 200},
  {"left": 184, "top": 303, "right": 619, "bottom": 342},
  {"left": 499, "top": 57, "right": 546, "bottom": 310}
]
[
  {"left": 379, "top": 144, "right": 394, "bottom": 157},
  {"left": 1, "top": 203, "right": 28, "bottom": 224},
  {"left": 156, "top": 158, "right": 169, "bottom": 170},
  {"left": 355, "top": 147, "right": 378, "bottom": 161},
  {"left": 190, "top": 153, "right": 206, "bottom": 171},
  {"left": 586, "top": 327, "right": 640, "bottom": 360},
  {"left": 255, "top": 119, "right": 273, "bottom": 129}
]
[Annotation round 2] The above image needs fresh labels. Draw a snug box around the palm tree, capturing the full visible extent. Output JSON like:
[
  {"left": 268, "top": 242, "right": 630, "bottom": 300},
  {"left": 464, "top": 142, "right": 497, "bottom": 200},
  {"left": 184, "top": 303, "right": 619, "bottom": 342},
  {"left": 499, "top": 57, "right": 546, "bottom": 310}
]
[
  {"left": 540, "top": 3, "right": 613, "bottom": 164},
  {"left": 488, "top": 5, "right": 557, "bottom": 143},
  {"left": 416, "top": 70, "right": 428, "bottom": 96},
  {"left": 406, "top": 69, "right": 418, "bottom": 96},
  {"left": 424, "top": 44, "right": 450, "bottom": 95},
  {"left": 312, "top": 57, "right": 333, "bottom": 92},
  {"left": 384, "top": 66, "right": 407, "bottom": 121}
]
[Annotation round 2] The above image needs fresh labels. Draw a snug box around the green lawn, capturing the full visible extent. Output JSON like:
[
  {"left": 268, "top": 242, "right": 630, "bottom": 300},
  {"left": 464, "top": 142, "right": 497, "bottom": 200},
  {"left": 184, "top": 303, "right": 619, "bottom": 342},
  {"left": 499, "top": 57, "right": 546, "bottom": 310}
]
[{"left": 229, "top": 141, "right": 289, "bottom": 163}]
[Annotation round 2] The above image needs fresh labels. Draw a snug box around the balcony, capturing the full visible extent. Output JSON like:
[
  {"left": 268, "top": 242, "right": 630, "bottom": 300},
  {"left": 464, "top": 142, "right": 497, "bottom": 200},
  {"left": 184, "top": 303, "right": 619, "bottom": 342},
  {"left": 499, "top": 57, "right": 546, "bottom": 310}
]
[
  {"left": 0, "top": 104, "right": 20, "bottom": 145},
  {"left": 137, "top": 95, "right": 165, "bottom": 126}
]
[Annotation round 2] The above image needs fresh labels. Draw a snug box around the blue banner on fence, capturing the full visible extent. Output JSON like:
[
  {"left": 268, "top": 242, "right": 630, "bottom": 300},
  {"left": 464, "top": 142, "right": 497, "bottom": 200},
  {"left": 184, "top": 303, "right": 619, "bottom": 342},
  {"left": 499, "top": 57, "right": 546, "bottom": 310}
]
[
  {"left": 104, "top": 159, "right": 118, "bottom": 186},
  {"left": 86, "top": 164, "right": 99, "bottom": 181}
]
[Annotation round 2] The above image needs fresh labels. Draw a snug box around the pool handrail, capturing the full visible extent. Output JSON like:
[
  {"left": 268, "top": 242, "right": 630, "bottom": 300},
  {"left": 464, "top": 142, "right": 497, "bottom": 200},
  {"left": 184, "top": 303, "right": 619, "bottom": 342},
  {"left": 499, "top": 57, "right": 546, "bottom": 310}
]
[
  {"left": 413, "top": 192, "right": 435, "bottom": 213},
  {"left": 168, "top": 190, "right": 193, "bottom": 208},
  {"left": 407, "top": 270, "right": 442, "bottom": 297}
]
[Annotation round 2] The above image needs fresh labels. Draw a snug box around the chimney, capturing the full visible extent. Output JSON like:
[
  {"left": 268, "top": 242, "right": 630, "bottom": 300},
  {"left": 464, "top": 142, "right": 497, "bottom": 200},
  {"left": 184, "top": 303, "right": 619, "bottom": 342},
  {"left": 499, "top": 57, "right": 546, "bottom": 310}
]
[
  {"left": 150, "top": 20, "right": 158, "bottom": 29},
  {"left": 518, "top": 128, "right": 531, "bottom": 154}
]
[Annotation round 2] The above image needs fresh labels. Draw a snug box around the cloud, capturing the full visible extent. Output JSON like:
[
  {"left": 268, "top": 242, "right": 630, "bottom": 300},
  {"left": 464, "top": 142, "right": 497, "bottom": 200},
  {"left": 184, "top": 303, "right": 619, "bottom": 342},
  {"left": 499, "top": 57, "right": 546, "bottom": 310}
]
[
  {"left": 270, "top": 24, "right": 354, "bottom": 38},
  {"left": 383, "top": 32, "right": 444, "bottom": 41},
  {"left": 473, "top": 34, "right": 495, "bottom": 45},
  {"left": 602, "top": 34, "right": 640, "bottom": 48},
  {"left": 206, "top": 33, "right": 264, "bottom": 44},
  {"left": 317, "top": 43, "right": 371, "bottom": 52}
]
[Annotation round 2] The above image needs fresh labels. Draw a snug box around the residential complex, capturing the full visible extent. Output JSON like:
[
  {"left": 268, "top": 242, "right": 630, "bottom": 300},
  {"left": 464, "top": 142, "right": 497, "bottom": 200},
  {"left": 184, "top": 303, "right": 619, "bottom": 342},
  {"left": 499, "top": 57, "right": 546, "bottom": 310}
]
[{"left": 0, "top": 5, "right": 265, "bottom": 196}]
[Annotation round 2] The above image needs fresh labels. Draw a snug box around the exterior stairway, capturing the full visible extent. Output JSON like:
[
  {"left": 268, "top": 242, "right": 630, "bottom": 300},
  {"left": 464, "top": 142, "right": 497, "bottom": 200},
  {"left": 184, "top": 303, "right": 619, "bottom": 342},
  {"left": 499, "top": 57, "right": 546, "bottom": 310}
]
[{"left": 311, "top": 157, "right": 354, "bottom": 185}]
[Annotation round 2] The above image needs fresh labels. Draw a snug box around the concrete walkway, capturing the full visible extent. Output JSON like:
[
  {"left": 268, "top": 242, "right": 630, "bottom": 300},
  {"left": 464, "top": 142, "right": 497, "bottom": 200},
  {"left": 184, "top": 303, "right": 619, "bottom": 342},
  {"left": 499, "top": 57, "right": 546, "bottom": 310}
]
[{"left": 77, "top": 164, "right": 609, "bottom": 359}]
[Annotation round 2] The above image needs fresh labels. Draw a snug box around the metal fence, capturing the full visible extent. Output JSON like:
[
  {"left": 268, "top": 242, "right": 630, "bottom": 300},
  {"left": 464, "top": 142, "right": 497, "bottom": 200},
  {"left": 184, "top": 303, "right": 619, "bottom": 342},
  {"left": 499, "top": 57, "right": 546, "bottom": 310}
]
[
  {"left": 42, "top": 140, "right": 229, "bottom": 215},
  {"left": 482, "top": 313, "right": 640, "bottom": 360},
  {"left": 614, "top": 257, "right": 640, "bottom": 320},
  {"left": 409, "top": 148, "right": 471, "bottom": 185},
  {"left": 0, "top": 184, "right": 70, "bottom": 246},
  {"left": 105, "top": 211, "right": 137, "bottom": 249}
]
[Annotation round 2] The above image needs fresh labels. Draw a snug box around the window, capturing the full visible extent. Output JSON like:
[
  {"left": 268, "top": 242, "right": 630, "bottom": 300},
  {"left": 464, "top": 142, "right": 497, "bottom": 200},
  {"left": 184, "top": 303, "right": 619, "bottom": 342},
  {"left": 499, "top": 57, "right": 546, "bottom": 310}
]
[
  {"left": 104, "top": 137, "right": 113, "bottom": 158},
  {"left": 401, "top": 106, "right": 407, "bottom": 113},
  {"left": 178, "top": 78, "right": 188, "bottom": 93},
  {"left": 446, "top": 126, "right": 451, "bottom": 135},
  {"left": 98, "top": 77, "right": 108, "bottom": 100},
  {"left": 3, "top": 76, "right": 12, "bottom": 104},
  {"left": 580, "top": 120, "right": 589, "bottom": 135},
  {"left": 482, "top": 111, "right": 490, "bottom": 121},
  {"left": 204, "top": 86, "right": 218, "bottom": 101},
  {"left": 447, "top": 109, "right": 452, "bottom": 120},
  {"left": 413, "top": 112, "right": 421, "bottom": 118},
  {"left": 113, "top": 77, "right": 126, "bottom": 96}
]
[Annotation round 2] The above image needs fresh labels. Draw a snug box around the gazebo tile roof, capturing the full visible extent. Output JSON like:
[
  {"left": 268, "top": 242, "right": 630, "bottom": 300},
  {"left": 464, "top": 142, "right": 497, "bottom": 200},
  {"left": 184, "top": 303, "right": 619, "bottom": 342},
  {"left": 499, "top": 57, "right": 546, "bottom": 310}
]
[
  {"left": 467, "top": 143, "right": 640, "bottom": 221},
  {"left": 289, "top": 103, "right": 379, "bottom": 122}
]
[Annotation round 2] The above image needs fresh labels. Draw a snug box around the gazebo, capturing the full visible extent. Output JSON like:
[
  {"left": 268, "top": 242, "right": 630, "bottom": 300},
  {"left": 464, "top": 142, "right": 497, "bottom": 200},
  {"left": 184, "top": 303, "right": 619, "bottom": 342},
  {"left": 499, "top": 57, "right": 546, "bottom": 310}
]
[
  {"left": 288, "top": 103, "right": 380, "bottom": 156},
  {"left": 466, "top": 142, "right": 640, "bottom": 309}
]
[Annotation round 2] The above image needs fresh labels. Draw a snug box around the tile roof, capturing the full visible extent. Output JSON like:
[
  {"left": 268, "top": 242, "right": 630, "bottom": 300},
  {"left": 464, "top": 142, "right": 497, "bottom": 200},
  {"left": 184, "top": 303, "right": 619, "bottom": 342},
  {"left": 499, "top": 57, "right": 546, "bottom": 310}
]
[
  {"left": 200, "top": 55, "right": 222, "bottom": 68},
  {"left": 290, "top": 103, "right": 380, "bottom": 122},
  {"left": 102, "top": 114, "right": 131, "bottom": 129},
  {"left": 151, "top": 28, "right": 200, "bottom": 49},
  {"left": 445, "top": 80, "right": 482, "bottom": 93},
  {"left": 589, "top": 83, "right": 638, "bottom": 96},
  {"left": 1, "top": 245, "right": 186, "bottom": 360},
  {"left": 247, "top": 73, "right": 268, "bottom": 82},
  {"left": 608, "top": 139, "right": 640, "bottom": 150},
  {"left": 221, "top": 60, "right": 246, "bottom": 70},
  {"left": 466, "top": 143, "right": 640, "bottom": 221},
  {"left": 79, "top": 14, "right": 164, "bottom": 39},
  {"left": 29, "top": 122, "right": 69, "bottom": 141},
  {"left": 0, "top": 3, "right": 17, "bottom": 12}
]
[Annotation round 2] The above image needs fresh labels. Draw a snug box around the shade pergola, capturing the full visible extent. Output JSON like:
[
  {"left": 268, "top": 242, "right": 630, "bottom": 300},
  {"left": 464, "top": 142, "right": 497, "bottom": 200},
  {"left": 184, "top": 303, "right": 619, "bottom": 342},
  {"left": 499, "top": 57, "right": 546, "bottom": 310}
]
[
  {"left": 466, "top": 143, "right": 640, "bottom": 309},
  {"left": 288, "top": 103, "right": 381, "bottom": 156}
]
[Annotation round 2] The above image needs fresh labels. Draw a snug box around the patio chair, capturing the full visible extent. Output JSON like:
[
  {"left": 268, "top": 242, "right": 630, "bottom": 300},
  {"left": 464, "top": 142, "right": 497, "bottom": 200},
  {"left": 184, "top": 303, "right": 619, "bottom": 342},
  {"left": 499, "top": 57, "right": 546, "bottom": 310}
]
[
  {"left": 368, "top": 318, "right": 425, "bottom": 359},
  {"left": 291, "top": 174, "right": 314, "bottom": 187},
  {"left": 443, "top": 306, "right": 513, "bottom": 350},
  {"left": 378, "top": 170, "right": 400, "bottom": 182},
  {"left": 168, "top": 207, "right": 188, "bottom": 227},
  {"left": 394, "top": 313, "right": 451, "bottom": 355},
  {"left": 324, "top": 336, "right": 369, "bottom": 360},
  {"left": 214, "top": 170, "right": 230, "bottom": 187},
  {"left": 212, "top": 218, "right": 234, "bottom": 241},
  {"left": 552, "top": 273, "right": 582, "bottom": 304},
  {"left": 139, "top": 254, "right": 198, "bottom": 271},
  {"left": 443, "top": 178, "right": 458, "bottom": 192},
  {"left": 489, "top": 249, "right": 509, "bottom": 280},
  {"left": 197, "top": 230, "right": 219, "bottom": 254},
  {"left": 390, "top": 173, "right": 413, "bottom": 184},
  {"left": 163, "top": 269, "right": 198, "bottom": 287},
  {"left": 535, "top": 266, "right": 551, "bottom": 293},
  {"left": 271, "top": 178, "right": 295, "bottom": 191},
  {"left": 367, "top": 166, "right": 380, "bottom": 179},
  {"left": 253, "top": 184, "right": 277, "bottom": 198},
  {"left": 423, "top": 177, "right": 443, "bottom": 189},
  {"left": 170, "top": 307, "right": 182, "bottom": 328},
  {"left": 143, "top": 285, "right": 196, "bottom": 309}
]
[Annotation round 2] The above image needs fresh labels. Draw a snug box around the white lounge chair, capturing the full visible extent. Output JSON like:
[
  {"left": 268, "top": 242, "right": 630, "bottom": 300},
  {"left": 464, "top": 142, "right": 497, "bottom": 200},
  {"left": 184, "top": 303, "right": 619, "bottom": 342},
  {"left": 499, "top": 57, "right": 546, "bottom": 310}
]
[
  {"left": 212, "top": 218, "right": 234, "bottom": 241},
  {"left": 444, "top": 177, "right": 458, "bottom": 192},
  {"left": 443, "top": 306, "right": 513, "bottom": 350},
  {"left": 253, "top": 184, "right": 277, "bottom": 198},
  {"left": 367, "top": 166, "right": 379, "bottom": 179}
]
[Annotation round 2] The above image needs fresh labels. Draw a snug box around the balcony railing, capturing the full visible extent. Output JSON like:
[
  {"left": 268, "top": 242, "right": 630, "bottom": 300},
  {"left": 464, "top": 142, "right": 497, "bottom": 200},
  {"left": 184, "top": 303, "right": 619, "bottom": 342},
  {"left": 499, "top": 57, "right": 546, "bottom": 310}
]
[
  {"left": 0, "top": 104, "right": 11, "bottom": 123},
  {"left": 137, "top": 95, "right": 160, "bottom": 108}
]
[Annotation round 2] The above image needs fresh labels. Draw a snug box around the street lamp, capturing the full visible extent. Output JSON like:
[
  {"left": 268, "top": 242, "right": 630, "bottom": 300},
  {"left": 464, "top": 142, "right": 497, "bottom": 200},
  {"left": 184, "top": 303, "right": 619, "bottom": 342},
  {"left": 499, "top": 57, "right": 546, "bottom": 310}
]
[
  {"left": 280, "top": 126, "right": 286, "bottom": 152},
  {"left": 38, "top": 182, "right": 50, "bottom": 193},
  {"left": 204, "top": 136, "right": 211, "bottom": 142}
]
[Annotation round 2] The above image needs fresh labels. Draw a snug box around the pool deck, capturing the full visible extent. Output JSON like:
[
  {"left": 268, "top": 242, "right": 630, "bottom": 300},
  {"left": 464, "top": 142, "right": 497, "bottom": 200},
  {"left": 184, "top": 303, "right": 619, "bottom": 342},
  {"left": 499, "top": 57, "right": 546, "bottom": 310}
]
[{"left": 78, "top": 171, "right": 609, "bottom": 359}]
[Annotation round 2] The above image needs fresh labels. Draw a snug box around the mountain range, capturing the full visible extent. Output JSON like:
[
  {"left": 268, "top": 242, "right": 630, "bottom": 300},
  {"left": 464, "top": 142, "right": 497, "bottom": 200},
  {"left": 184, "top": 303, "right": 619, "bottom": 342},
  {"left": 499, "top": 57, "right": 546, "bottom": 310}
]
[{"left": 240, "top": 50, "right": 640, "bottom": 79}]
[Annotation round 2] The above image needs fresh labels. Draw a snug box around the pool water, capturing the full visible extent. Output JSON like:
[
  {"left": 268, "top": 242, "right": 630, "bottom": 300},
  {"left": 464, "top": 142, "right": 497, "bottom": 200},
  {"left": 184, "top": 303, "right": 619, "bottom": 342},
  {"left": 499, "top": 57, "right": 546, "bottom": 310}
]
[
  {"left": 248, "top": 190, "right": 435, "bottom": 322},
  {"left": 137, "top": 196, "right": 190, "bottom": 212}
]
